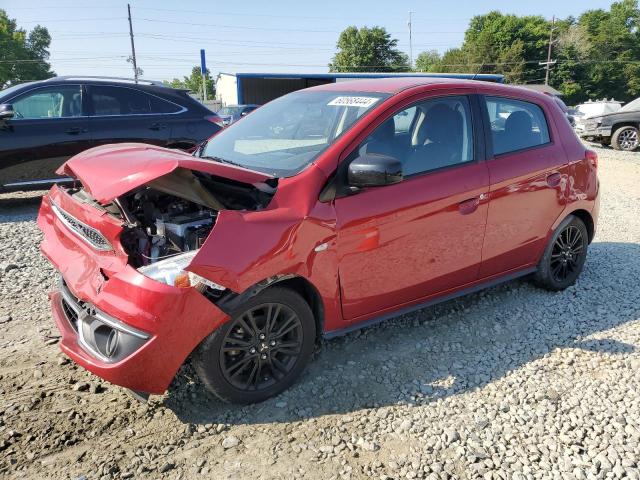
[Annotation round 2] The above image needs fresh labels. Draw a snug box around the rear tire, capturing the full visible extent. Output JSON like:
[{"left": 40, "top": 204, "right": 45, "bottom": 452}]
[
  {"left": 611, "top": 126, "right": 639, "bottom": 151},
  {"left": 533, "top": 215, "right": 588, "bottom": 291},
  {"left": 193, "top": 287, "right": 315, "bottom": 404}
]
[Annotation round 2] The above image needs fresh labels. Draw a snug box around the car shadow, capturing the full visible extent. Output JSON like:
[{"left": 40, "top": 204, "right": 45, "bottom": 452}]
[
  {"left": 0, "top": 192, "right": 45, "bottom": 223},
  {"left": 163, "top": 241, "right": 639, "bottom": 426}
]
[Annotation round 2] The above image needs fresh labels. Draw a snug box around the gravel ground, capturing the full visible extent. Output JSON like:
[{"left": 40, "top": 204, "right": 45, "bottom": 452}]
[{"left": 1, "top": 146, "right": 639, "bottom": 480}]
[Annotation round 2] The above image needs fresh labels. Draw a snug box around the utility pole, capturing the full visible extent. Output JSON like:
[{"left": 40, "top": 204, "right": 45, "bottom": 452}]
[
  {"left": 540, "top": 15, "right": 557, "bottom": 85},
  {"left": 127, "top": 4, "right": 139, "bottom": 83},
  {"left": 408, "top": 11, "right": 414, "bottom": 69}
]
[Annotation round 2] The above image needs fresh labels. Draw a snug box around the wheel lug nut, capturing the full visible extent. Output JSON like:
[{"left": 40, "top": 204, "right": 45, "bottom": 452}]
[
  {"left": 259, "top": 334, "right": 266, "bottom": 340},
  {"left": 249, "top": 348, "right": 256, "bottom": 354},
  {"left": 270, "top": 340, "right": 276, "bottom": 346},
  {"left": 261, "top": 354, "right": 267, "bottom": 360}
]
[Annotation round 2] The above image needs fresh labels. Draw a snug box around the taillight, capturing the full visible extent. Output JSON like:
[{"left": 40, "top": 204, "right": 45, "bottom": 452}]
[
  {"left": 204, "top": 115, "right": 225, "bottom": 128},
  {"left": 585, "top": 149, "right": 598, "bottom": 168}
]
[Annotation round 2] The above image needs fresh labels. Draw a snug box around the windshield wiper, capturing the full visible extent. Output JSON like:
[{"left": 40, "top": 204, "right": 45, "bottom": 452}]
[{"left": 200, "top": 155, "right": 245, "bottom": 168}]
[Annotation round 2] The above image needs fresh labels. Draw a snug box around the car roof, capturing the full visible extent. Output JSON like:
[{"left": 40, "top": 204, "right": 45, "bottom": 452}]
[
  {"left": 306, "top": 76, "right": 547, "bottom": 99},
  {"left": 44, "top": 76, "right": 167, "bottom": 87},
  {"left": 0, "top": 76, "right": 190, "bottom": 102}
]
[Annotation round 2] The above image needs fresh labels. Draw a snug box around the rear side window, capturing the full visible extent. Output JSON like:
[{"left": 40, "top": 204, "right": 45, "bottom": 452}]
[
  {"left": 89, "top": 86, "right": 182, "bottom": 116},
  {"left": 485, "top": 97, "right": 550, "bottom": 155}
]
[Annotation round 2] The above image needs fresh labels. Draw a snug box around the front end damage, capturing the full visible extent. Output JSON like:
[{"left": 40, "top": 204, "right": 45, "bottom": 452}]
[{"left": 38, "top": 144, "right": 282, "bottom": 394}]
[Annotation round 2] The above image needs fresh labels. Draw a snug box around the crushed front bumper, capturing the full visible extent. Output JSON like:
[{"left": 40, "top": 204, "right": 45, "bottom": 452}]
[
  {"left": 576, "top": 124, "right": 612, "bottom": 140},
  {"left": 39, "top": 189, "right": 230, "bottom": 394}
]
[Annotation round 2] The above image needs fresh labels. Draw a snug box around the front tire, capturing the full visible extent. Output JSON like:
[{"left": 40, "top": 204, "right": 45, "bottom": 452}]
[
  {"left": 611, "top": 126, "right": 639, "bottom": 151},
  {"left": 534, "top": 215, "right": 589, "bottom": 291},
  {"left": 193, "top": 287, "right": 315, "bottom": 404}
]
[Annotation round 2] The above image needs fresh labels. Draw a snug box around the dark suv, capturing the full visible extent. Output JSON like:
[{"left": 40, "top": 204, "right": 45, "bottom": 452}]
[
  {"left": 578, "top": 97, "right": 640, "bottom": 151},
  {"left": 0, "top": 76, "right": 223, "bottom": 192}
]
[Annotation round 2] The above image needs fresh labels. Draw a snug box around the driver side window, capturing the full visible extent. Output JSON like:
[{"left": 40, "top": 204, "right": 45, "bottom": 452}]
[
  {"left": 359, "top": 96, "right": 474, "bottom": 176},
  {"left": 12, "top": 86, "right": 82, "bottom": 119}
]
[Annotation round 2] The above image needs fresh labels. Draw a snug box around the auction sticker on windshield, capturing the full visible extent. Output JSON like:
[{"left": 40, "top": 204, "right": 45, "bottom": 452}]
[{"left": 327, "top": 96, "right": 380, "bottom": 108}]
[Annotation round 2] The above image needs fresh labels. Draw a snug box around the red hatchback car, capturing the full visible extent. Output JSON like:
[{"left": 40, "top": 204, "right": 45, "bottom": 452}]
[{"left": 38, "top": 78, "right": 599, "bottom": 404}]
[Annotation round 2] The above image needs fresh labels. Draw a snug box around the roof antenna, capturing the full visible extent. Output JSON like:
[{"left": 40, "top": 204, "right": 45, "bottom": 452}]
[{"left": 471, "top": 62, "right": 484, "bottom": 81}]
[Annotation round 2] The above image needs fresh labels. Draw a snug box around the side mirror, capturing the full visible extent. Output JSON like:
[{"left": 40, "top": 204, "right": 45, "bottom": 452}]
[
  {"left": 0, "top": 104, "right": 14, "bottom": 121},
  {"left": 348, "top": 153, "right": 403, "bottom": 188}
]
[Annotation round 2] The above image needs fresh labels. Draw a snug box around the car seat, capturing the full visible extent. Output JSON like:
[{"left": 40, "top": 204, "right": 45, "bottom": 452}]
[{"left": 404, "top": 104, "right": 463, "bottom": 175}]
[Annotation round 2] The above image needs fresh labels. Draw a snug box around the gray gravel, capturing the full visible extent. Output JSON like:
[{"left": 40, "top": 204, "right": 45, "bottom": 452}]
[{"left": 1, "top": 146, "right": 639, "bottom": 479}]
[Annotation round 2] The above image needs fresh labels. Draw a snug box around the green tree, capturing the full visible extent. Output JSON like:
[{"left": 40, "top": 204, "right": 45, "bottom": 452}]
[
  {"left": 164, "top": 66, "right": 215, "bottom": 99},
  {"left": 414, "top": 49, "right": 441, "bottom": 72},
  {"left": 0, "top": 9, "right": 54, "bottom": 88},
  {"left": 329, "top": 26, "right": 409, "bottom": 72},
  {"left": 431, "top": 1, "right": 640, "bottom": 103},
  {"left": 434, "top": 11, "right": 550, "bottom": 84},
  {"left": 554, "top": 0, "right": 640, "bottom": 103}
]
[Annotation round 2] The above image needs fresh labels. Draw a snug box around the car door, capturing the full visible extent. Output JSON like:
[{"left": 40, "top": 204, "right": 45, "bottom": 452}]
[
  {"left": 334, "top": 93, "right": 490, "bottom": 321},
  {"left": 0, "top": 84, "right": 90, "bottom": 189},
  {"left": 86, "top": 85, "right": 183, "bottom": 148},
  {"left": 479, "top": 95, "right": 569, "bottom": 278}
]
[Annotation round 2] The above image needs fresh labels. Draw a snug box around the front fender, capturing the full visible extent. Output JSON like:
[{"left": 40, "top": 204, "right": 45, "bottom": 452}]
[{"left": 187, "top": 169, "right": 344, "bottom": 331}]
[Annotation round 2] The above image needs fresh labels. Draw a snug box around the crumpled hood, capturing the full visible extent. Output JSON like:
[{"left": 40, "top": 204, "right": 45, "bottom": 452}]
[{"left": 57, "top": 143, "right": 274, "bottom": 203}]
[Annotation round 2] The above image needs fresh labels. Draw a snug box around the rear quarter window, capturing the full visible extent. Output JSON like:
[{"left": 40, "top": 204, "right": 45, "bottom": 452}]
[
  {"left": 485, "top": 96, "right": 550, "bottom": 155},
  {"left": 90, "top": 85, "right": 182, "bottom": 116}
]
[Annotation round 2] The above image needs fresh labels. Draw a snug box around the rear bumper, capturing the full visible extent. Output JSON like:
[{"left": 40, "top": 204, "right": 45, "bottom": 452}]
[
  {"left": 591, "top": 179, "right": 601, "bottom": 240},
  {"left": 39, "top": 190, "right": 229, "bottom": 394}
]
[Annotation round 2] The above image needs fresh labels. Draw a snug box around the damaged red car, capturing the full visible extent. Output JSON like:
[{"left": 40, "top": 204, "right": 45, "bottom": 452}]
[{"left": 38, "top": 78, "right": 599, "bottom": 404}]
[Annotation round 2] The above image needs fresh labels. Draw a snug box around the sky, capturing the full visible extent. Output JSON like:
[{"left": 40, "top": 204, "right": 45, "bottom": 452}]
[{"left": 3, "top": 0, "right": 616, "bottom": 82}]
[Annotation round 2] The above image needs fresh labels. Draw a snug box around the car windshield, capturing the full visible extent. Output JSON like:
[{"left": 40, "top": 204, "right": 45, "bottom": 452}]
[
  {"left": 620, "top": 98, "right": 640, "bottom": 112},
  {"left": 217, "top": 106, "right": 243, "bottom": 116},
  {"left": 200, "top": 91, "right": 389, "bottom": 177}
]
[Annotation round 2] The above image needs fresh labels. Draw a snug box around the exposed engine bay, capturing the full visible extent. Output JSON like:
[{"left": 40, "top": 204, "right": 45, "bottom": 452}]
[
  {"left": 67, "top": 168, "right": 276, "bottom": 268},
  {"left": 119, "top": 190, "right": 216, "bottom": 267}
]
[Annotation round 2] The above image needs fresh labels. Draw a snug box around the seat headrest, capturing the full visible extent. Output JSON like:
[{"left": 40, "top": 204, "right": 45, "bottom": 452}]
[
  {"left": 505, "top": 111, "right": 533, "bottom": 134},
  {"left": 371, "top": 117, "right": 396, "bottom": 142},
  {"left": 418, "top": 103, "right": 462, "bottom": 145}
]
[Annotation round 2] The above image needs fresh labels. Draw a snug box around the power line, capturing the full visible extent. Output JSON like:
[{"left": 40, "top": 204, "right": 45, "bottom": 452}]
[
  {"left": 6, "top": 58, "right": 640, "bottom": 67},
  {"left": 16, "top": 17, "right": 124, "bottom": 23},
  {"left": 5, "top": 4, "right": 473, "bottom": 23},
  {"left": 135, "top": 17, "right": 465, "bottom": 35}
]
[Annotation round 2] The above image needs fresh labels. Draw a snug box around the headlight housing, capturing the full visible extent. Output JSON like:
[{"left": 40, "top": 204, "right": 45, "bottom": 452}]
[{"left": 138, "top": 251, "right": 225, "bottom": 291}]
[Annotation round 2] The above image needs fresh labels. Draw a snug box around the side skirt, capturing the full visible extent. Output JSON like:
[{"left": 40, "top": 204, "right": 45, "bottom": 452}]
[{"left": 323, "top": 266, "right": 537, "bottom": 339}]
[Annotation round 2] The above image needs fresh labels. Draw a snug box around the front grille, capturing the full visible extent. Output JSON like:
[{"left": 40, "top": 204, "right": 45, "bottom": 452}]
[
  {"left": 57, "top": 278, "right": 149, "bottom": 363},
  {"left": 51, "top": 201, "right": 112, "bottom": 251},
  {"left": 61, "top": 298, "right": 79, "bottom": 331}
]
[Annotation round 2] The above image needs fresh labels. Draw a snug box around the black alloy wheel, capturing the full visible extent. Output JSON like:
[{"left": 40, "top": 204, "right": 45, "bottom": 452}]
[
  {"left": 549, "top": 225, "right": 585, "bottom": 283},
  {"left": 533, "top": 215, "right": 589, "bottom": 291},
  {"left": 220, "top": 303, "right": 303, "bottom": 392},
  {"left": 194, "top": 287, "right": 315, "bottom": 404}
]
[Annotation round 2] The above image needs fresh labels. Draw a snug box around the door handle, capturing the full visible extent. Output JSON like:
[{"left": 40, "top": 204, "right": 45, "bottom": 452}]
[
  {"left": 459, "top": 197, "right": 480, "bottom": 215},
  {"left": 546, "top": 172, "right": 561, "bottom": 187},
  {"left": 65, "top": 127, "right": 87, "bottom": 135},
  {"left": 149, "top": 123, "right": 167, "bottom": 131}
]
